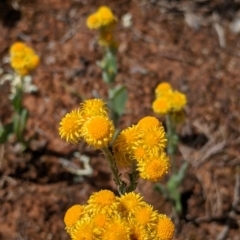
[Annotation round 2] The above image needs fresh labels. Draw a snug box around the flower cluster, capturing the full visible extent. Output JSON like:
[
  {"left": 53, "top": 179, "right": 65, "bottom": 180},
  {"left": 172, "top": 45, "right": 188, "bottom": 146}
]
[
  {"left": 152, "top": 82, "right": 187, "bottom": 115},
  {"left": 86, "top": 6, "right": 118, "bottom": 48},
  {"left": 86, "top": 6, "right": 117, "bottom": 30},
  {"left": 59, "top": 99, "right": 170, "bottom": 182},
  {"left": 64, "top": 190, "right": 174, "bottom": 240},
  {"left": 59, "top": 99, "right": 115, "bottom": 148},
  {"left": 10, "top": 42, "right": 40, "bottom": 76},
  {"left": 113, "top": 116, "right": 170, "bottom": 182}
]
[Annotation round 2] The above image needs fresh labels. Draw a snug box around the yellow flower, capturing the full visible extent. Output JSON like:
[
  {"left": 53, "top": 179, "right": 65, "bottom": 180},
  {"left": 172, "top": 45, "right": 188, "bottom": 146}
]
[
  {"left": 137, "top": 116, "right": 161, "bottom": 130},
  {"left": 132, "top": 146, "right": 148, "bottom": 162},
  {"left": 155, "top": 82, "right": 172, "bottom": 97},
  {"left": 93, "top": 212, "right": 109, "bottom": 228},
  {"left": 86, "top": 6, "right": 117, "bottom": 30},
  {"left": 153, "top": 82, "right": 187, "bottom": 115},
  {"left": 139, "top": 126, "right": 167, "bottom": 155},
  {"left": 113, "top": 125, "right": 140, "bottom": 153},
  {"left": 97, "top": 6, "right": 117, "bottom": 27},
  {"left": 86, "top": 190, "right": 118, "bottom": 215},
  {"left": 10, "top": 42, "right": 26, "bottom": 54},
  {"left": 80, "top": 98, "right": 108, "bottom": 119},
  {"left": 152, "top": 96, "right": 172, "bottom": 115},
  {"left": 102, "top": 218, "right": 130, "bottom": 240},
  {"left": 10, "top": 42, "right": 40, "bottom": 76},
  {"left": 118, "top": 192, "right": 144, "bottom": 213},
  {"left": 87, "top": 13, "right": 101, "bottom": 29},
  {"left": 64, "top": 204, "right": 84, "bottom": 227},
  {"left": 171, "top": 91, "right": 187, "bottom": 111},
  {"left": 64, "top": 205, "right": 85, "bottom": 235},
  {"left": 133, "top": 205, "right": 157, "bottom": 228},
  {"left": 72, "top": 219, "right": 96, "bottom": 240},
  {"left": 154, "top": 214, "right": 174, "bottom": 240},
  {"left": 82, "top": 115, "right": 115, "bottom": 149},
  {"left": 137, "top": 153, "right": 170, "bottom": 182},
  {"left": 113, "top": 125, "right": 140, "bottom": 167},
  {"left": 59, "top": 108, "right": 83, "bottom": 144}
]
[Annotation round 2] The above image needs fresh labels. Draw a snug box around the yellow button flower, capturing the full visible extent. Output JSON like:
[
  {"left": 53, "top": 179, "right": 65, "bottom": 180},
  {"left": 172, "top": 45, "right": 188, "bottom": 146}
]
[
  {"left": 86, "top": 6, "right": 117, "bottom": 30},
  {"left": 155, "top": 214, "right": 175, "bottom": 240},
  {"left": 82, "top": 115, "right": 115, "bottom": 149},
  {"left": 72, "top": 219, "right": 95, "bottom": 240},
  {"left": 10, "top": 42, "right": 40, "bottom": 76},
  {"left": 171, "top": 91, "right": 187, "bottom": 111},
  {"left": 86, "top": 190, "right": 118, "bottom": 215},
  {"left": 137, "top": 116, "right": 161, "bottom": 130},
  {"left": 139, "top": 126, "right": 167, "bottom": 155},
  {"left": 59, "top": 108, "right": 83, "bottom": 144},
  {"left": 137, "top": 153, "right": 170, "bottom": 182},
  {"left": 155, "top": 82, "right": 172, "bottom": 97},
  {"left": 64, "top": 204, "right": 84, "bottom": 227},
  {"left": 152, "top": 96, "right": 172, "bottom": 115},
  {"left": 153, "top": 82, "right": 187, "bottom": 115},
  {"left": 134, "top": 205, "right": 157, "bottom": 227},
  {"left": 80, "top": 98, "right": 108, "bottom": 118},
  {"left": 64, "top": 204, "right": 85, "bottom": 235},
  {"left": 102, "top": 218, "right": 130, "bottom": 240},
  {"left": 118, "top": 192, "right": 144, "bottom": 213}
]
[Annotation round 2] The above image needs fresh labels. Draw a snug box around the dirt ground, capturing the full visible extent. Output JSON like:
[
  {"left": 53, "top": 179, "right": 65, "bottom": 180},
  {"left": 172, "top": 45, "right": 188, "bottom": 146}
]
[{"left": 0, "top": 0, "right": 240, "bottom": 239}]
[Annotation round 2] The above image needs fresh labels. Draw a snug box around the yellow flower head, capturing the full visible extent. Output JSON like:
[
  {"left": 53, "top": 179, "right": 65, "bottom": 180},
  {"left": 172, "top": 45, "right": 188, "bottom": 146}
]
[
  {"left": 80, "top": 98, "right": 109, "bottom": 119},
  {"left": 102, "top": 218, "right": 130, "bottom": 240},
  {"left": 82, "top": 115, "right": 115, "bottom": 149},
  {"left": 87, "top": 13, "right": 100, "bottom": 29},
  {"left": 10, "top": 42, "right": 26, "bottom": 54},
  {"left": 171, "top": 91, "right": 187, "bottom": 111},
  {"left": 72, "top": 219, "right": 95, "bottom": 240},
  {"left": 59, "top": 108, "right": 83, "bottom": 144},
  {"left": 153, "top": 82, "right": 187, "bottom": 115},
  {"left": 155, "top": 82, "right": 172, "bottom": 97},
  {"left": 155, "top": 214, "right": 174, "bottom": 240},
  {"left": 138, "top": 153, "right": 170, "bottom": 182},
  {"left": 113, "top": 125, "right": 141, "bottom": 167},
  {"left": 139, "top": 126, "right": 167, "bottom": 155},
  {"left": 93, "top": 212, "right": 109, "bottom": 228},
  {"left": 87, "top": 190, "right": 118, "bottom": 215},
  {"left": 113, "top": 125, "right": 140, "bottom": 153},
  {"left": 86, "top": 6, "right": 117, "bottom": 30},
  {"left": 137, "top": 116, "right": 161, "bottom": 130},
  {"left": 10, "top": 42, "right": 39, "bottom": 76},
  {"left": 64, "top": 204, "right": 84, "bottom": 228},
  {"left": 132, "top": 146, "right": 148, "bottom": 162},
  {"left": 118, "top": 192, "right": 144, "bottom": 213},
  {"left": 152, "top": 96, "right": 172, "bottom": 115},
  {"left": 134, "top": 205, "right": 157, "bottom": 227}
]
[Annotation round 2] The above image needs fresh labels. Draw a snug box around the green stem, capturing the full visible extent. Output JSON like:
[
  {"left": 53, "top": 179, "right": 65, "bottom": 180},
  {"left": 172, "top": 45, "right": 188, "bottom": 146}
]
[
  {"left": 101, "top": 147, "right": 126, "bottom": 195},
  {"left": 14, "top": 75, "right": 25, "bottom": 142},
  {"left": 166, "top": 113, "right": 177, "bottom": 173},
  {"left": 126, "top": 161, "right": 139, "bottom": 192}
]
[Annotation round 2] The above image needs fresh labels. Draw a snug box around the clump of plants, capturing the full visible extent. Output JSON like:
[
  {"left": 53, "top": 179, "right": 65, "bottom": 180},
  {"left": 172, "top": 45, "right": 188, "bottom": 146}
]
[
  {"left": 59, "top": 98, "right": 175, "bottom": 239},
  {"left": 152, "top": 82, "right": 188, "bottom": 215},
  {"left": 59, "top": 6, "right": 175, "bottom": 239},
  {"left": 0, "top": 42, "right": 39, "bottom": 148},
  {"left": 86, "top": 6, "right": 127, "bottom": 126}
]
